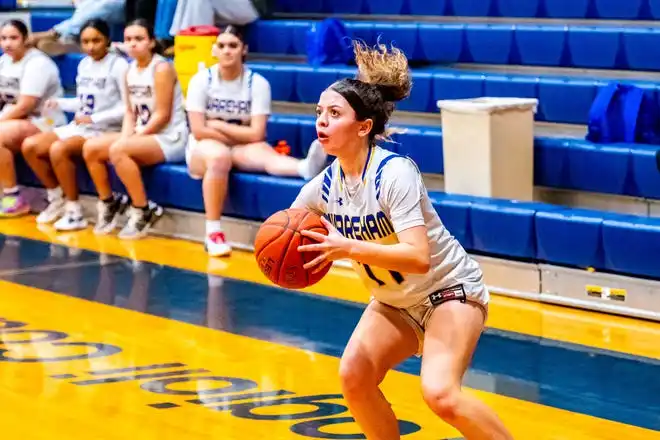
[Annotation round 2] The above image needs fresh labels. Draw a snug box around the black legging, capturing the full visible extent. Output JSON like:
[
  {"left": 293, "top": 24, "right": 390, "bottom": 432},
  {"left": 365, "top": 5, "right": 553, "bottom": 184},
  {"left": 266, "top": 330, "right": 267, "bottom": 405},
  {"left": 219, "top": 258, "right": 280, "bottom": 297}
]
[{"left": 125, "top": 0, "right": 158, "bottom": 25}]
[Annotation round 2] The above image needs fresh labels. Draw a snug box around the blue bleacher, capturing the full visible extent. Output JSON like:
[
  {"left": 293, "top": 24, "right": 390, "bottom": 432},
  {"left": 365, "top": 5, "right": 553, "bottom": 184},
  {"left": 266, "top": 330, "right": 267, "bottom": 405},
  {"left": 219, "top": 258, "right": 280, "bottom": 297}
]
[
  {"left": 11, "top": 2, "right": 660, "bottom": 283},
  {"left": 19, "top": 157, "right": 660, "bottom": 280},
  {"left": 272, "top": 0, "right": 658, "bottom": 19},
  {"left": 245, "top": 19, "right": 660, "bottom": 71}
]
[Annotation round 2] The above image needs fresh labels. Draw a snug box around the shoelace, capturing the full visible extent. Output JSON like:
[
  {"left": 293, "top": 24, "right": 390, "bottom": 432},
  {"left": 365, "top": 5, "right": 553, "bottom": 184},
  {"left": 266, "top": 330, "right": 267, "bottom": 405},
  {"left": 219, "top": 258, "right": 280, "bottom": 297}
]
[{"left": 208, "top": 231, "right": 226, "bottom": 244}]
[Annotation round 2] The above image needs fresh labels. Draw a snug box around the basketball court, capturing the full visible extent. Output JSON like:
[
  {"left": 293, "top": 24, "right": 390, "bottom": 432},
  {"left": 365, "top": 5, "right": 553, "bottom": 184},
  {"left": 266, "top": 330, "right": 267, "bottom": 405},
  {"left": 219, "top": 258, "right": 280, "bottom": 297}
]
[{"left": 0, "top": 217, "right": 659, "bottom": 439}]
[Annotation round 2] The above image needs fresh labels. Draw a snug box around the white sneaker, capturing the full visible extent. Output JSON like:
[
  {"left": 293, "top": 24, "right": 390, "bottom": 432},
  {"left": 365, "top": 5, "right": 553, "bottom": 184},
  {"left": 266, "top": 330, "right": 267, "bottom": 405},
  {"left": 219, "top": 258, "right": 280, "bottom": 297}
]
[
  {"left": 118, "top": 203, "right": 164, "bottom": 240},
  {"left": 36, "top": 198, "right": 65, "bottom": 224},
  {"left": 205, "top": 231, "right": 232, "bottom": 257},
  {"left": 94, "top": 195, "right": 128, "bottom": 235},
  {"left": 54, "top": 210, "right": 88, "bottom": 231}
]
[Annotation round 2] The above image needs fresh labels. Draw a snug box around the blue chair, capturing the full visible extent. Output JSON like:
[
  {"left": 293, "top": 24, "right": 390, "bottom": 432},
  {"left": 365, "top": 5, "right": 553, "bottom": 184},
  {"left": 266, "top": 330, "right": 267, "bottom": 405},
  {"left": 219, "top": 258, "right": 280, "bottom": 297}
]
[
  {"left": 465, "top": 24, "right": 514, "bottom": 64},
  {"left": 433, "top": 72, "right": 484, "bottom": 101},
  {"left": 409, "top": 0, "right": 446, "bottom": 15},
  {"left": 484, "top": 74, "right": 538, "bottom": 99},
  {"left": 622, "top": 28, "right": 660, "bottom": 71},
  {"left": 30, "top": 11, "right": 73, "bottom": 32},
  {"left": 534, "top": 138, "right": 571, "bottom": 189},
  {"left": 594, "top": 0, "right": 643, "bottom": 19},
  {"left": 157, "top": 164, "right": 204, "bottom": 213},
  {"left": 602, "top": 215, "right": 660, "bottom": 279},
  {"left": 371, "top": 23, "right": 418, "bottom": 59},
  {"left": 430, "top": 192, "right": 475, "bottom": 249},
  {"left": 543, "top": 0, "right": 589, "bottom": 18},
  {"left": 566, "top": 141, "right": 631, "bottom": 195},
  {"left": 396, "top": 127, "right": 443, "bottom": 174},
  {"left": 267, "top": 116, "right": 302, "bottom": 158},
  {"left": 650, "top": 0, "right": 660, "bottom": 18},
  {"left": 295, "top": 0, "right": 325, "bottom": 13},
  {"left": 451, "top": 0, "right": 493, "bottom": 16},
  {"left": 568, "top": 26, "right": 622, "bottom": 69},
  {"left": 55, "top": 53, "right": 84, "bottom": 90},
  {"left": 417, "top": 24, "right": 464, "bottom": 63},
  {"left": 346, "top": 22, "right": 375, "bottom": 46},
  {"left": 0, "top": 0, "right": 16, "bottom": 10},
  {"left": 537, "top": 77, "right": 600, "bottom": 124},
  {"left": 226, "top": 173, "right": 263, "bottom": 220},
  {"left": 366, "top": 0, "right": 406, "bottom": 14},
  {"left": 470, "top": 199, "right": 548, "bottom": 259},
  {"left": 630, "top": 145, "right": 660, "bottom": 200},
  {"left": 398, "top": 72, "right": 432, "bottom": 112},
  {"left": 497, "top": 0, "right": 541, "bottom": 17},
  {"left": 535, "top": 208, "right": 606, "bottom": 268},
  {"left": 295, "top": 66, "right": 338, "bottom": 104},
  {"left": 515, "top": 25, "right": 566, "bottom": 67},
  {"left": 249, "top": 64, "right": 296, "bottom": 102},
  {"left": 328, "top": 0, "right": 365, "bottom": 13},
  {"left": 255, "top": 176, "right": 306, "bottom": 219},
  {"left": 298, "top": 119, "right": 318, "bottom": 157},
  {"left": 254, "top": 21, "right": 294, "bottom": 55}
]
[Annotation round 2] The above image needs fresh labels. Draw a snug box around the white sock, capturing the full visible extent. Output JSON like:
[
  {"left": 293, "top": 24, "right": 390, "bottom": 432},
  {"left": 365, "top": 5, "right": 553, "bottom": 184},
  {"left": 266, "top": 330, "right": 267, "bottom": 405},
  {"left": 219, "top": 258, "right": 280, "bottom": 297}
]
[
  {"left": 208, "top": 274, "right": 224, "bottom": 288},
  {"left": 4, "top": 186, "right": 19, "bottom": 196},
  {"left": 65, "top": 200, "right": 82, "bottom": 215},
  {"left": 297, "top": 140, "right": 328, "bottom": 180},
  {"left": 47, "top": 187, "right": 63, "bottom": 202},
  {"left": 206, "top": 220, "right": 222, "bottom": 236}
]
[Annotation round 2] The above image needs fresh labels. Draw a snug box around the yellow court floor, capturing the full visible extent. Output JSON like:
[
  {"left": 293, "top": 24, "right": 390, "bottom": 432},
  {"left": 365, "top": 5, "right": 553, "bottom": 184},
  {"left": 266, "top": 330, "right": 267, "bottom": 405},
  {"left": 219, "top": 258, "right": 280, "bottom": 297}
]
[{"left": 0, "top": 217, "right": 659, "bottom": 440}]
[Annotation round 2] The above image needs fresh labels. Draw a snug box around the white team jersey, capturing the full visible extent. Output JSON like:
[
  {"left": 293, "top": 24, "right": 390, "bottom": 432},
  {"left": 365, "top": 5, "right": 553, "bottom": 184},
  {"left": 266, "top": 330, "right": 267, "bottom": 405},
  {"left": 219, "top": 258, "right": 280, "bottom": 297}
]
[
  {"left": 292, "top": 146, "right": 486, "bottom": 308},
  {"left": 126, "top": 54, "right": 187, "bottom": 135},
  {"left": 185, "top": 65, "right": 271, "bottom": 126},
  {"left": 0, "top": 48, "right": 64, "bottom": 118},
  {"left": 75, "top": 53, "right": 128, "bottom": 131}
]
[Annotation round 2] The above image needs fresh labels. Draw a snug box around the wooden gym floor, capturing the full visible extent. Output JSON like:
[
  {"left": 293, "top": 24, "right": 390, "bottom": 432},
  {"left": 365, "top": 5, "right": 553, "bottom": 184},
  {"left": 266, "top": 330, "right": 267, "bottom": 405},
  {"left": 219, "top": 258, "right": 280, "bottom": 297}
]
[{"left": 0, "top": 217, "right": 658, "bottom": 439}]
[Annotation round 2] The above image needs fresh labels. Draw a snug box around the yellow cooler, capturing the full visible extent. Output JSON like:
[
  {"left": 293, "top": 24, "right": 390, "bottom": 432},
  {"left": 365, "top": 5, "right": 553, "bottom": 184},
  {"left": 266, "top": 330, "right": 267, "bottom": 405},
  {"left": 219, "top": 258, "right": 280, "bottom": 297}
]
[{"left": 174, "top": 25, "right": 220, "bottom": 96}]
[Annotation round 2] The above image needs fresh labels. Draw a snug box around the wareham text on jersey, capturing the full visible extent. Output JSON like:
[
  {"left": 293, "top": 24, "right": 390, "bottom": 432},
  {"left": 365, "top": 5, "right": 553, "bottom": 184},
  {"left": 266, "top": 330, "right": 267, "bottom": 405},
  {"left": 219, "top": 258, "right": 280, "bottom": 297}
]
[
  {"left": 206, "top": 98, "right": 251, "bottom": 116},
  {"left": 324, "top": 211, "right": 394, "bottom": 241},
  {"left": 128, "top": 85, "right": 153, "bottom": 98}
]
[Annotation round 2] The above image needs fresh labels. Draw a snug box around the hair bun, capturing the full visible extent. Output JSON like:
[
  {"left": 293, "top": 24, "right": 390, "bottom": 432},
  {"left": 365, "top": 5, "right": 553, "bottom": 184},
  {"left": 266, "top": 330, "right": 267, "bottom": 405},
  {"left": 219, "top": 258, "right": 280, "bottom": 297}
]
[{"left": 375, "top": 84, "right": 408, "bottom": 102}]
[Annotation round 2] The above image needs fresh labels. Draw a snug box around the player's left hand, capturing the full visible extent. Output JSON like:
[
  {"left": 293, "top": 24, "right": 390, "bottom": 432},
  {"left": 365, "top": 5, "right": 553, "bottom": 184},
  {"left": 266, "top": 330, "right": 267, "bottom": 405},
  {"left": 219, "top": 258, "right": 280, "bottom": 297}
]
[
  {"left": 74, "top": 114, "right": 93, "bottom": 125},
  {"left": 298, "top": 216, "right": 350, "bottom": 273}
]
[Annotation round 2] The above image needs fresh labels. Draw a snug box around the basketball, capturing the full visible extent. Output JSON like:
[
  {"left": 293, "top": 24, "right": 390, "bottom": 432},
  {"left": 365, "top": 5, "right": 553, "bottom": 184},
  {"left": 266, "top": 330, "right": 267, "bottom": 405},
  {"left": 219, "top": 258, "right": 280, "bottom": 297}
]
[{"left": 254, "top": 208, "right": 332, "bottom": 289}]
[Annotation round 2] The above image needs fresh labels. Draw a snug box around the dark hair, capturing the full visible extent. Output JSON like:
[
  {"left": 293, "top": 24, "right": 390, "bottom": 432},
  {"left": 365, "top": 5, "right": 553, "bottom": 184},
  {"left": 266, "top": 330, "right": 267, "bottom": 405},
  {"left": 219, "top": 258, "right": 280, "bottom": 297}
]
[
  {"left": 79, "top": 19, "right": 111, "bottom": 46},
  {"left": 1, "top": 19, "right": 28, "bottom": 39},
  {"left": 329, "top": 41, "right": 411, "bottom": 145},
  {"left": 125, "top": 18, "right": 163, "bottom": 54},
  {"left": 219, "top": 24, "right": 247, "bottom": 44}
]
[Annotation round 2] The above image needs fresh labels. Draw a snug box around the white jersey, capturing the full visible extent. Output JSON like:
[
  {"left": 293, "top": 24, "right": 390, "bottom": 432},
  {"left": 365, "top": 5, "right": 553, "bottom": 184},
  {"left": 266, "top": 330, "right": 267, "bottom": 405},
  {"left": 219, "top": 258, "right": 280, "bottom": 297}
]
[
  {"left": 126, "top": 54, "right": 187, "bottom": 135},
  {"left": 292, "top": 146, "right": 486, "bottom": 309},
  {"left": 74, "top": 53, "right": 128, "bottom": 131},
  {"left": 0, "top": 48, "right": 64, "bottom": 120},
  {"left": 185, "top": 65, "right": 271, "bottom": 125}
]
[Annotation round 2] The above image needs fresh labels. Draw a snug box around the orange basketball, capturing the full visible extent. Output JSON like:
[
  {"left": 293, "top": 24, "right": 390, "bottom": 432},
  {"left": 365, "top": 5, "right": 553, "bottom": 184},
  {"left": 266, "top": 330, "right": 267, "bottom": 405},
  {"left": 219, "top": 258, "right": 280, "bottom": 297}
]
[{"left": 254, "top": 208, "right": 332, "bottom": 289}]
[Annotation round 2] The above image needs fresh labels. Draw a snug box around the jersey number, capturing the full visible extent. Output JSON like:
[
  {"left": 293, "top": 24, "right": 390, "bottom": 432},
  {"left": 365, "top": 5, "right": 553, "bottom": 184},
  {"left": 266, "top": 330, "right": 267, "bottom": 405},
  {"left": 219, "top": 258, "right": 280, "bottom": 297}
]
[
  {"left": 79, "top": 94, "right": 95, "bottom": 115},
  {"left": 359, "top": 263, "right": 404, "bottom": 287},
  {"left": 134, "top": 104, "right": 151, "bottom": 125}
]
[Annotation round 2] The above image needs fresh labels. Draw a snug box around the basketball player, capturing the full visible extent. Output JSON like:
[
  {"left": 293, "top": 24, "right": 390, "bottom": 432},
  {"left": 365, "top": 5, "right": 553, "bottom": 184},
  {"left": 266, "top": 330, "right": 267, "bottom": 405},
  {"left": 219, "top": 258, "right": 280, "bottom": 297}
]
[
  {"left": 294, "top": 42, "right": 513, "bottom": 440},
  {"left": 21, "top": 19, "right": 128, "bottom": 231},
  {"left": 83, "top": 19, "right": 189, "bottom": 239},
  {"left": 185, "top": 25, "right": 327, "bottom": 257},
  {"left": 0, "top": 19, "right": 67, "bottom": 217}
]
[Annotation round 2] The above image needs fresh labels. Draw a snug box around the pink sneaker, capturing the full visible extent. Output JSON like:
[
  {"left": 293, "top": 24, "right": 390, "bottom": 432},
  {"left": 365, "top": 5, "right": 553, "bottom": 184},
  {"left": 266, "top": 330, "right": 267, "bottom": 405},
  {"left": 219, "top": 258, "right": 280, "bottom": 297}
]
[
  {"left": 205, "top": 231, "right": 232, "bottom": 257},
  {"left": 0, "top": 195, "right": 30, "bottom": 217}
]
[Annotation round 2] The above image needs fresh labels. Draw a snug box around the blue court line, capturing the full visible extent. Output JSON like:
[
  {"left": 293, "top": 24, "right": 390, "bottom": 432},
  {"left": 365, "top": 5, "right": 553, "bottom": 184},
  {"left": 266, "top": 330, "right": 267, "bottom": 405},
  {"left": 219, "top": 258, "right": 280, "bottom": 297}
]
[{"left": 1, "top": 235, "right": 659, "bottom": 431}]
